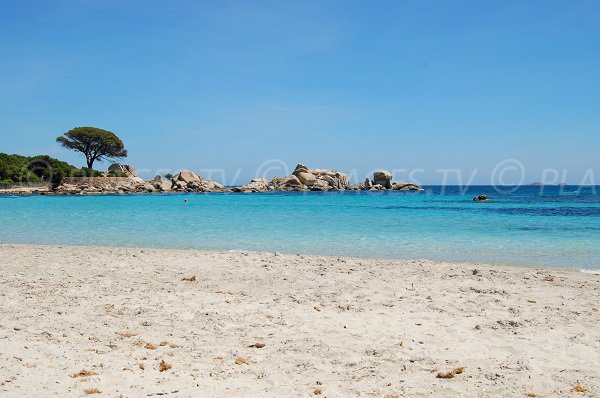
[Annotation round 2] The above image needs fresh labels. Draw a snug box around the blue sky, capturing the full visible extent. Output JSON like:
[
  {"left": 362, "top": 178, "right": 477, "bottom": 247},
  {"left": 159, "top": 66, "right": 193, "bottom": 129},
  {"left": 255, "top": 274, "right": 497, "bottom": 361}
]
[{"left": 1, "top": 0, "right": 599, "bottom": 185}]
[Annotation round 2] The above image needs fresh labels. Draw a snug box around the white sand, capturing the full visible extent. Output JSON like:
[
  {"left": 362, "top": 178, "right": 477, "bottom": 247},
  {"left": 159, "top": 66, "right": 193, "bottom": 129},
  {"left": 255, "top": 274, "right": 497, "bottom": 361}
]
[{"left": 0, "top": 244, "right": 598, "bottom": 397}]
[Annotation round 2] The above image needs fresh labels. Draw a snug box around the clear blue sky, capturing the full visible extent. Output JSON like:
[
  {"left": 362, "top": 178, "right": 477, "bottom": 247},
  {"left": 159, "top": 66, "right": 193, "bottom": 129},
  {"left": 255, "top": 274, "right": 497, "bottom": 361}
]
[{"left": 1, "top": 0, "right": 599, "bottom": 185}]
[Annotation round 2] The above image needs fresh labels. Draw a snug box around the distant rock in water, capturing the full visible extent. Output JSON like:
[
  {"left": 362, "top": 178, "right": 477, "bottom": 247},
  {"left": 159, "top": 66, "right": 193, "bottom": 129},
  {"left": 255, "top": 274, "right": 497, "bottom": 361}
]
[{"left": 473, "top": 195, "right": 489, "bottom": 202}]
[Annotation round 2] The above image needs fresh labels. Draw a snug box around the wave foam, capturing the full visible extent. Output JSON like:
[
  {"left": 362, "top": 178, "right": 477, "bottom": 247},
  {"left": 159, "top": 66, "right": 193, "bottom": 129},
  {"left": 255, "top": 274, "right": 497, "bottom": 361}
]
[{"left": 580, "top": 269, "right": 600, "bottom": 275}]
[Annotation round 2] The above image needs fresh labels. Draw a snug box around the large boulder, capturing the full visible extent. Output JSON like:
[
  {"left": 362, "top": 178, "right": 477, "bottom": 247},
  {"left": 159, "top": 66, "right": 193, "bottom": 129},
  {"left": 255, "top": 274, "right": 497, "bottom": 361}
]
[
  {"left": 280, "top": 175, "right": 302, "bottom": 187},
  {"left": 108, "top": 164, "right": 138, "bottom": 177},
  {"left": 175, "top": 171, "right": 202, "bottom": 184},
  {"left": 373, "top": 170, "right": 392, "bottom": 189},
  {"left": 153, "top": 177, "right": 172, "bottom": 192},
  {"left": 292, "top": 164, "right": 317, "bottom": 187},
  {"left": 295, "top": 171, "right": 317, "bottom": 186}
]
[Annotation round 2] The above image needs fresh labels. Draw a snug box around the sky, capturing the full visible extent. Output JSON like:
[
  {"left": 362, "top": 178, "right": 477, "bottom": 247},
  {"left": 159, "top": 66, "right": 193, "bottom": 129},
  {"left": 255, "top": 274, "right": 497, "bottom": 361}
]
[{"left": 1, "top": 0, "right": 599, "bottom": 185}]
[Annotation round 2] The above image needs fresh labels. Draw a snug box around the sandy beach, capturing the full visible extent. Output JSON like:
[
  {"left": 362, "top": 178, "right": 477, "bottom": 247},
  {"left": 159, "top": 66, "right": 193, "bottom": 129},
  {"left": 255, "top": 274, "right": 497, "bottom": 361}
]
[{"left": 0, "top": 244, "right": 598, "bottom": 397}]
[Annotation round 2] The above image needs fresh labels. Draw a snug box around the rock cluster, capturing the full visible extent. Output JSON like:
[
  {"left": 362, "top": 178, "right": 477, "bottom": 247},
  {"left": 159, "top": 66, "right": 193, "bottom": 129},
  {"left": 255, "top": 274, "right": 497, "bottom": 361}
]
[
  {"left": 55, "top": 170, "right": 228, "bottom": 194},
  {"left": 233, "top": 164, "right": 351, "bottom": 192},
  {"left": 56, "top": 177, "right": 153, "bottom": 194},
  {"left": 347, "top": 170, "right": 423, "bottom": 191},
  {"left": 49, "top": 164, "right": 422, "bottom": 195},
  {"left": 156, "top": 171, "right": 227, "bottom": 193}
]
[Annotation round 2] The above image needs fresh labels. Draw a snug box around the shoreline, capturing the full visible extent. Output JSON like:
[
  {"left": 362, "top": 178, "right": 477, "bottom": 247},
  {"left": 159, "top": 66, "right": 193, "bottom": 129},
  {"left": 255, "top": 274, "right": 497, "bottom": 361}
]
[
  {"left": 1, "top": 244, "right": 598, "bottom": 397},
  {"left": 0, "top": 242, "right": 596, "bottom": 274}
]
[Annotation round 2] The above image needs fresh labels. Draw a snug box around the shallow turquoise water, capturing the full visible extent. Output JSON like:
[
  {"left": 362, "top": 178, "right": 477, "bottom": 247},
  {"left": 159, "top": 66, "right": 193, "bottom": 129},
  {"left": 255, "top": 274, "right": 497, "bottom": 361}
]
[{"left": 1, "top": 186, "right": 599, "bottom": 270}]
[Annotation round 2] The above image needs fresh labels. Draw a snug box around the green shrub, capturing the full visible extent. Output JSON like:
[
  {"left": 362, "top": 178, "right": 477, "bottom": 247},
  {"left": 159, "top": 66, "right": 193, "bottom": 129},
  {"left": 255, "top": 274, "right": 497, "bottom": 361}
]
[
  {"left": 72, "top": 167, "right": 103, "bottom": 178},
  {"left": 0, "top": 153, "right": 101, "bottom": 185},
  {"left": 107, "top": 170, "right": 127, "bottom": 177}
]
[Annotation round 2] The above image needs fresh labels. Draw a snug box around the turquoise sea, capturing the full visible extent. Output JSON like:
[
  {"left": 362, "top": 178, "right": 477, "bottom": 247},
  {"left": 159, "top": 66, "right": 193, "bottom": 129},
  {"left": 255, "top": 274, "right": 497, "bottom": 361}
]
[{"left": 1, "top": 186, "right": 599, "bottom": 271}]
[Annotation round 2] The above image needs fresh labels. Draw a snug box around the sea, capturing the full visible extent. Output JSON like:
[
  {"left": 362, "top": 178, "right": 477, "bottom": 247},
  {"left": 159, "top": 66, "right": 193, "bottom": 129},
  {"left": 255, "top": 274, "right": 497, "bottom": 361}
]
[{"left": 1, "top": 186, "right": 599, "bottom": 272}]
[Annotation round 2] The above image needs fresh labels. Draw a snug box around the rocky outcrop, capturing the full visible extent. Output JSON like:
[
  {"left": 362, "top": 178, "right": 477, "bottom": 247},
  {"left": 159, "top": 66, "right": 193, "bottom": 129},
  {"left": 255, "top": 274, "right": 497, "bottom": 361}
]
[
  {"left": 357, "top": 170, "right": 423, "bottom": 191},
  {"left": 56, "top": 177, "right": 153, "bottom": 194},
  {"left": 55, "top": 170, "right": 230, "bottom": 195},
  {"left": 235, "top": 164, "right": 422, "bottom": 193},
  {"left": 169, "top": 171, "right": 226, "bottom": 192},
  {"left": 237, "top": 163, "right": 352, "bottom": 192},
  {"left": 345, "top": 171, "right": 423, "bottom": 191},
  {"left": 51, "top": 163, "right": 422, "bottom": 195},
  {"left": 290, "top": 164, "right": 350, "bottom": 191}
]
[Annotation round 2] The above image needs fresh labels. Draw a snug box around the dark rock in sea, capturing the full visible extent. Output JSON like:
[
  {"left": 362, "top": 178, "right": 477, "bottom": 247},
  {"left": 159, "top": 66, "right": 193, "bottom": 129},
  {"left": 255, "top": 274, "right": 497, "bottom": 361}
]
[{"left": 473, "top": 195, "right": 489, "bottom": 202}]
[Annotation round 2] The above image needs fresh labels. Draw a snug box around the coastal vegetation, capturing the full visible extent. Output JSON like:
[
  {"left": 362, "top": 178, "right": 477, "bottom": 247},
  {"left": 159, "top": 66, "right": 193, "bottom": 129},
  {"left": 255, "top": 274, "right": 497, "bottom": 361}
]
[
  {"left": 56, "top": 127, "right": 128, "bottom": 169},
  {"left": 0, "top": 153, "right": 100, "bottom": 188}
]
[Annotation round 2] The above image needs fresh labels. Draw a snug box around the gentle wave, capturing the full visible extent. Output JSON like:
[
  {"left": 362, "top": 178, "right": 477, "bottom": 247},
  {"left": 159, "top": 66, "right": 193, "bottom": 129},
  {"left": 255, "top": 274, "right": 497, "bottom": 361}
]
[
  {"left": 490, "top": 207, "right": 600, "bottom": 217},
  {"left": 376, "top": 205, "right": 600, "bottom": 217},
  {"left": 580, "top": 269, "right": 600, "bottom": 275},
  {"left": 516, "top": 226, "right": 600, "bottom": 231}
]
